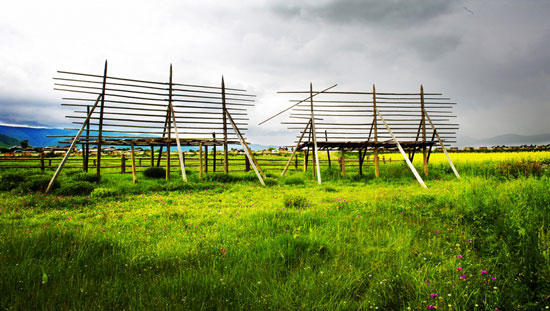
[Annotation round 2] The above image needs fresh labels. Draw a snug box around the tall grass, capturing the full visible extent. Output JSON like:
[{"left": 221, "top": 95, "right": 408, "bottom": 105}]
[{"left": 0, "top": 152, "right": 549, "bottom": 310}]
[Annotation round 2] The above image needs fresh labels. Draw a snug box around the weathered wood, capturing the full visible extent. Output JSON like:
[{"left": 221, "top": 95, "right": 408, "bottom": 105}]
[
  {"left": 373, "top": 84, "right": 380, "bottom": 178},
  {"left": 225, "top": 109, "right": 265, "bottom": 186},
  {"left": 421, "top": 85, "right": 428, "bottom": 176},
  {"left": 310, "top": 83, "right": 322, "bottom": 184},
  {"left": 199, "top": 142, "right": 203, "bottom": 179},
  {"left": 212, "top": 133, "right": 217, "bottom": 172},
  {"left": 40, "top": 152, "right": 45, "bottom": 171},
  {"left": 150, "top": 145, "right": 154, "bottom": 166},
  {"left": 121, "top": 153, "right": 126, "bottom": 174},
  {"left": 131, "top": 143, "right": 137, "bottom": 184},
  {"left": 222, "top": 77, "right": 229, "bottom": 174},
  {"left": 245, "top": 156, "right": 250, "bottom": 172},
  {"left": 205, "top": 145, "right": 208, "bottom": 173},
  {"left": 375, "top": 108, "right": 427, "bottom": 188},
  {"left": 168, "top": 65, "right": 188, "bottom": 182},
  {"left": 96, "top": 60, "right": 108, "bottom": 178},
  {"left": 340, "top": 148, "right": 346, "bottom": 177},
  {"left": 325, "top": 130, "right": 331, "bottom": 168},
  {"left": 46, "top": 94, "right": 103, "bottom": 193},
  {"left": 424, "top": 109, "right": 460, "bottom": 179},
  {"left": 358, "top": 149, "right": 363, "bottom": 176}
]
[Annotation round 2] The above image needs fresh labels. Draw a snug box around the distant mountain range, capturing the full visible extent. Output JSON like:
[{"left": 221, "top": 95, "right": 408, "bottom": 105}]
[
  {"left": 458, "top": 133, "right": 550, "bottom": 147},
  {"left": 1, "top": 124, "right": 549, "bottom": 149}
]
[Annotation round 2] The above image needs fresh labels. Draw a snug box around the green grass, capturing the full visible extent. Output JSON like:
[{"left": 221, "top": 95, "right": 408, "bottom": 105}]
[{"left": 0, "top": 155, "right": 549, "bottom": 310}]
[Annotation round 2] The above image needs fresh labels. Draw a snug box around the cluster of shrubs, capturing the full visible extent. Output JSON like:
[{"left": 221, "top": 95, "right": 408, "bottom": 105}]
[{"left": 0, "top": 170, "right": 101, "bottom": 196}]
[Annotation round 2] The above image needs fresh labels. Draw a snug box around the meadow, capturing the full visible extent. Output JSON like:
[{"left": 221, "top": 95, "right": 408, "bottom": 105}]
[{"left": 0, "top": 152, "right": 549, "bottom": 310}]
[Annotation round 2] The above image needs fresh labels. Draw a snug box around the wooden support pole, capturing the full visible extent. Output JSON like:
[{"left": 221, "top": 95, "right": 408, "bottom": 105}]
[
  {"left": 222, "top": 77, "right": 229, "bottom": 174},
  {"left": 96, "top": 60, "right": 108, "bottom": 178},
  {"left": 423, "top": 109, "right": 461, "bottom": 179},
  {"left": 85, "top": 106, "right": 90, "bottom": 172},
  {"left": 168, "top": 65, "right": 187, "bottom": 182},
  {"left": 358, "top": 149, "right": 363, "bottom": 176},
  {"left": 295, "top": 154, "right": 298, "bottom": 170},
  {"left": 130, "top": 142, "right": 137, "bottom": 184},
  {"left": 212, "top": 133, "right": 217, "bottom": 172},
  {"left": 340, "top": 148, "right": 346, "bottom": 177},
  {"left": 421, "top": 85, "right": 428, "bottom": 176},
  {"left": 225, "top": 109, "right": 265, "bottom": 186},
  {"left": 310, "top": 83, "right": 322, "bottom": 184},
  {"left": 40, "top": 152, "right": 45, "bottom": 172},
  {"left": 121, "top": 153, "right": 126, "bottom": 174},
  {"left": 373, "top": 84, "right": 380, "bottom": 178},
  {"left": 375, "top": 108, "right": 427, "bottom": 188},
  {"left": 150, "top": 145, "right": 154, "bottom": 167},
  {"left": 245, "top": 155, "right": 250, "bottom": 172},
  {"left": 46, "top": 94, "right": 102, "bottom": 193},
  {"left": 199, "top": 142, "right": 203, "bottom": 179},
  {"left": 205, "top": 145, "right": 208, "bottom": 173},
  {"left": 325, "top": 130, "right": 331, "bottom": 168}
]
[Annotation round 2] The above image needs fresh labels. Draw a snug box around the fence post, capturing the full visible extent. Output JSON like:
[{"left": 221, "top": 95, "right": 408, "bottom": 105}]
[
  {"left": 40, "top": 152, "right": 45, "bottom": 172},
  {"left": 121, "top": 153, "right": 126, "bottom": 174},
  {"left": 294, "top": 154, "right": 298, "bottom": 170},
  {"left": 245, "top": 156, "right": 250, "bottom": 172}
]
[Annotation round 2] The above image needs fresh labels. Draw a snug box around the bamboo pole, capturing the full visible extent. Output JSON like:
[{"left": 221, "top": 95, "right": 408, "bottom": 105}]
[
  {"left": 421, "top": 85, "right": 428, "bottom": 176},
  {"left": 131, "top": 143, "right": 137, "bottom": 183},
  {"left": 281, "top": 120, "right": 311, "bottom": 176},
  {"left": 46, "top": 94, "right": 103, "bottom": 193},
  {"left": 168, "top": 65, "right": 187, "bottom": 182},
  {"left": 375, "top": 108, "right": 427, "bottom": 188},
  {"left": 373, "top": 84, "right": 380, "bottom": 178},
  {"left": 96, "top": 60, "right": 108, "bottom": 178},
  {"left": 310, "top": 83, "right": 322, "bottom": 184},
  {"left": 423, "top": 109, "right": 461, "bottom": 179},
  {"left": 225, "top": 109, "right": 265, "bottom": 186}
]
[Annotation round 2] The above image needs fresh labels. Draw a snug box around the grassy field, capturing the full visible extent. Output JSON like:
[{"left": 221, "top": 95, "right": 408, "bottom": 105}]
[{"left": 0, "top": 152, "right": 549, "bottom": 310}]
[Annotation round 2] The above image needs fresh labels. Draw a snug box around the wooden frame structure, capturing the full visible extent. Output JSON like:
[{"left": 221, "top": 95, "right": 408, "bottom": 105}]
[
  {"left": 262, "top": 83, "right": 460, "bottom": 187},
  {"left": 46, "top": 61, "right": 264, "bottom": 192}
]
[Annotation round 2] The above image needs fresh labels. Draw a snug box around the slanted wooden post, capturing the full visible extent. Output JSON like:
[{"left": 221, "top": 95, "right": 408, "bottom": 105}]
[
  {"left": 225, "top": 108, "right": 265, "bottom": 186},
  {"left": 309, "top": 83, "right": 322, "bottom": 184},
  {"left": 421, "top": 85, "right": 428, "bottom": 176},
  {"left": 166, "top": 110, "right": 171, "bottom": 180},
  {"left": 130, "top": 143, "right": 137, "bottom": 184},
  {"left": 376, "top": 108, "right": 427, "bottom": 188},
  {"left": 222, "top": 77, "right": 229, "bottom": 174},
  {"left": 96, "top": 60, "right": 108, "bottom": 179},
  {"left": 199, "top": 142, "right": 203, "bottom": 179},
  {"left": 373, "top": 84, "right": 380, "bottom": 178},
  {"left": 121, "top": 153, "right": 126, "bottom": 174},
  {"left": 46, "top": 94, "right": 103, "bottom": 193},
  {"left": 423, "top": 110, "right": 460, "bottom": 179}
]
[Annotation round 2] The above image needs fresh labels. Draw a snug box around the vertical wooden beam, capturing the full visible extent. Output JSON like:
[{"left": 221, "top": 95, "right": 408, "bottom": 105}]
[
  {"left": 325, "top": 130, "right": 331, "bottom": 168},
  {"left": 421, "top": 85, "right": 428, "bottom": 176},
  {"left": 46, "top": 94, "right": 102, "bottom": 193},
  {"left": 167, "top": 65, "right": 187, "bottom": 182},
  {"left": 376, "top": 108, "right": 427, "bottom": 188},
  {"left": 150, "top": 145, "right": 154, "bottom": 167},
  {"left": 212, "top": 133, "right": 217, "bottom": 172},
  {"left": 372, "top": 84, "right": 380, "bottom": 178},
  {"left": 222, "top": 76, "right": 229, "bottom": 174},
  {"left": 423, "top": 110, "right": 461, "bottom": 179},
  {"left": 358, "top": 149, "right": 363, "bottom": 176},
  {"left": 304, "top": 125, "right": 312, "bottom": 172},
  {"left": 40, "top": 151, "right": 45, "bottom": 172},
  {"left": 130, "top": 142, "right": 137, "bottom": 184},
  {"left": 96, "top": 60, "right": 108, "bottom": 178},
  {"left": 340, "top": 148, "right": 346, "bottom": 177},
  {"left": 85, "top": 106, "right": 90, "bottom": 172},
  {"left": 199, "top": 142, "right": 203, "bottom": 179},
  {"left": 245, "top": 156, "right": 250, "bottom": 172},
  {"left": 205, "top": 145, "right": 208, "bottom": 173},
  {"left": 309, "top": 83, "right": 322, "bottom": 184},
  {"left": 121, "top": 153, "right": 126, "bottom": 174}
]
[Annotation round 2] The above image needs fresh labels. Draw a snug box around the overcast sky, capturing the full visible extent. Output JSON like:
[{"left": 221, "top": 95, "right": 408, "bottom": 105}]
[{"left": 1, "top": 0, "right": 549, "bottom": 146}]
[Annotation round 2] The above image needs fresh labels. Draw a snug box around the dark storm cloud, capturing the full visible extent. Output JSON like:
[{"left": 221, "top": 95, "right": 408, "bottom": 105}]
[{"left": 271, "top": 0, "right": 457, "bottom": 28}]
